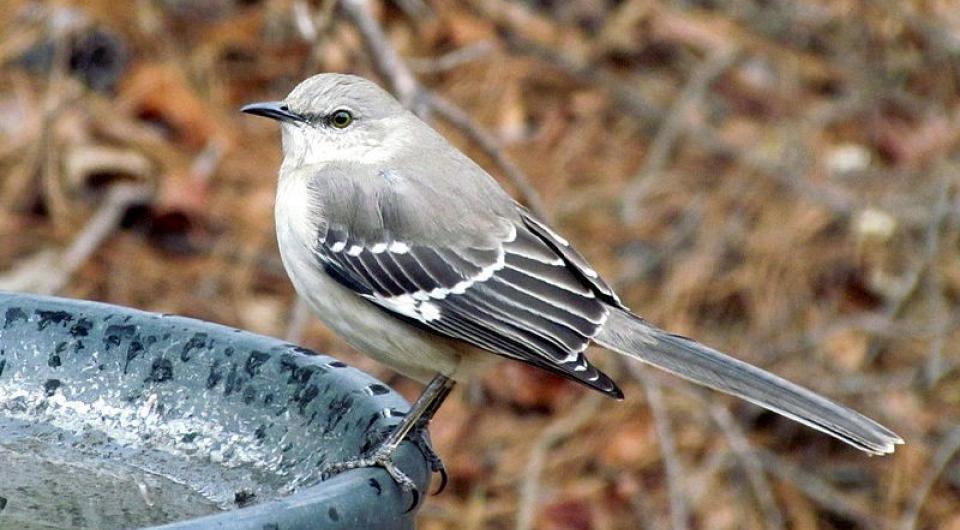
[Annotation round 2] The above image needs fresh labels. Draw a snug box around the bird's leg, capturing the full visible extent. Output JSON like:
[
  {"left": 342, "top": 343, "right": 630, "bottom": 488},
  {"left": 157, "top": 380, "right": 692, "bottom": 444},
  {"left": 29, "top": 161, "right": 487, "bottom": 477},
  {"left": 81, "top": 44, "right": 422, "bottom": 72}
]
[
  {"left": 410, "top": 378, "right": 455, "bottom": 492},
  {"left": 321, "top": 374, "right": 456, "bottom": 509}
]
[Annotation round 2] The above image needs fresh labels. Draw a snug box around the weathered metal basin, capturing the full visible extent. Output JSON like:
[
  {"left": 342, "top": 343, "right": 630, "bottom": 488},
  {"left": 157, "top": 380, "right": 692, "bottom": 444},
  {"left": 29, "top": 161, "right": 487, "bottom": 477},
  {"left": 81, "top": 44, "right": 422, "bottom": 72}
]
[{"left": 0, "top": 292, "right": 428, "bottom": 529}]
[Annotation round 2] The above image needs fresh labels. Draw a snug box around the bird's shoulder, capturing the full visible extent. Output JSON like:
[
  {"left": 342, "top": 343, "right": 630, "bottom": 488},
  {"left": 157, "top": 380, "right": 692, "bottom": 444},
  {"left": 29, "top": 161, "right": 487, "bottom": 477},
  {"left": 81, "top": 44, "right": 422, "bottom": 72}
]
[{"left": 295, "top": 159, "right": 515, "bottom": 248}]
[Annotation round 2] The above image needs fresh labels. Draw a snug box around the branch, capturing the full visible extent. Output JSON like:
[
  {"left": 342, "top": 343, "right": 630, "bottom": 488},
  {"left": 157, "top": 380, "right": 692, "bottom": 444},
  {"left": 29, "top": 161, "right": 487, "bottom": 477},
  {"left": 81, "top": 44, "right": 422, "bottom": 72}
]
[
  {"left": 515, "top": 392, "right": 604, "bottom": 530},
  {"left": 899, "top": 426, "right": 960, "bottom": 530},
  {"left": 624, "top": 361, "right": 690, "bottom": 530},
  {"left": 621, "top": 49, "right": 739, "bottom": 223},
  {"left": 881, "top": 177, "right": 951, "bottom": 322},
  {"left": 340, "top": 0, "right": 420, "bottom": 110},
  {"left": 756, "top": 449, "right": 879, "bottom": 527},
  {"left": 0, "top": 183, "right": 152, "bottom": 295},
  {"left": 338, "top": 0, "right": 549, "bottom": 219},
  {"left": 681, "top": 387, "right": 786, "bottom": 530},
  {"left": 506, "top": 24, "right": 862, "bottom": 216},
  {"left": 407, "top": 41, "right": 495, "bottom": 74},
  {"left": 917, "top": 176, "right": 951, "bottom": 384}
]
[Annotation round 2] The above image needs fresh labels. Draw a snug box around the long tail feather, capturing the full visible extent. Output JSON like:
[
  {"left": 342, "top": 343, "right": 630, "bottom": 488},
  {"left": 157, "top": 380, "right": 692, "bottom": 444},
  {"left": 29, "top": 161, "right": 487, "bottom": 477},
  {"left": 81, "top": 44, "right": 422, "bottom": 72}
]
[{"left": 595, "top": 307, "right": 903, "bottom": 455}]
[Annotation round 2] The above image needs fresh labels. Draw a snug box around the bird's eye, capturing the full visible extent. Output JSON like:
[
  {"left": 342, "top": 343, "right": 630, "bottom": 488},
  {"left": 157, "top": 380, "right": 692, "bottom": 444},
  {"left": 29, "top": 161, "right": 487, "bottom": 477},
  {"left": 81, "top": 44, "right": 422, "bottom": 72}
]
[{"left": 329, "top": 109, "right": 353, "bottom": 129}]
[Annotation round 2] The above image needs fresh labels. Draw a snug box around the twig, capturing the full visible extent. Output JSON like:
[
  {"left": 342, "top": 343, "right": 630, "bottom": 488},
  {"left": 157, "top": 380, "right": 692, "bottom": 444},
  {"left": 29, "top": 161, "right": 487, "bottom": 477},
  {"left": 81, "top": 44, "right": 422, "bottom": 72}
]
[
  {"left": 39, "top": 23, "right": 77, "bottom": 234},
  {"left": 830, "top": 368, "right": 925, "bottom": 396},
  {"left": 515, "top": 392, "right": 604, "bottom": 530},
  {"left": 695, "top": 126, "right": 860, "bottom": 215},
  {"left": 408, "top": 41, "right": 495, "bottom": 74},
  {"left": 919, "top": 176, "right": 952, "bottom": 385},
  {"left": 292, "top": 0, "right": 319, "bottom": 42},
  {"left": 508, "top": 26, "right": 862, "bottom": 216},
  {"left": 755, "top": 449, "right": 879, "bottom": 528},
  {"left": 296, "top": 0, "right": 339, "bottom": 76},
  {"left": 682, "top": 387, "right": 786, "bottom": 530},
  {"left": 509, "top": 37, "right": 665, "bottom": 127},
  {"left": 0, "top": 183, "right": 152, "bottom": 295},
  {"left": 51, "top": 184, "right": 152, "bottom": 293},
  {"left": 684, "top": 448, "right": 734, "bottom": 512},
  {"left": 624, "top": 361, "right": 690, "bottom": 530},
  {"left": 391, "top": 0, "right": 433, "bottom": 22},
  {"left": 922, "top": 285, "right": 949, "bottom": 386},
  {"left": 899, "top": 426, "right": 960, "bottom": 530},
  {"left": 882, "top": 177, "right": 951, "bottom": 322},
  {"left": 862, "top": 175, "right": 953, "bottom": 367},
  {"left": 340, "top": 0, "right": 421, "bottom": 110},
  {"left": 621, "top": 49, "right": 739, "bottom": 223},
  {"left": 627, "top": 486, "right": 659, "bottom": 530},
  {"left": 191, "top": 139, "right": 226, "bottom": 183},
  {"left": 338, "top": 0, "right": 548, "bottom": 219}
]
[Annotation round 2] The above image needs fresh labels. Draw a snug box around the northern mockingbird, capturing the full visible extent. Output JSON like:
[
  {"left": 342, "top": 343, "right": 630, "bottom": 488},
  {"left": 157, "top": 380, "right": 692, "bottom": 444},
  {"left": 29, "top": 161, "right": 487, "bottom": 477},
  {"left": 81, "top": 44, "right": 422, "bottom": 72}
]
[{"left": 242, "top": 73, "right": 901, "bottom": 501}]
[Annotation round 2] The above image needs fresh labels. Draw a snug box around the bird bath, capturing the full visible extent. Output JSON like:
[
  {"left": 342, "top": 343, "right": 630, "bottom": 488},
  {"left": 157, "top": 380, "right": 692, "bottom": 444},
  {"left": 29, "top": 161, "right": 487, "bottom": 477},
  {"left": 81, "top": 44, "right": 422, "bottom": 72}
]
[{"left": 0, "top": 292, "right": 429, "bottom": 529}]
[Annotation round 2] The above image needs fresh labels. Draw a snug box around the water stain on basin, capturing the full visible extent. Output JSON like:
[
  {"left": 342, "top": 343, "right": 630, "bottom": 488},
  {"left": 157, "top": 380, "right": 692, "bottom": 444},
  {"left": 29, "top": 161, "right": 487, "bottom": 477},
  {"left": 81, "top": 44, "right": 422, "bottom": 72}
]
[{"left": 0, "top": 416, "right": 220, "bottom": 529}]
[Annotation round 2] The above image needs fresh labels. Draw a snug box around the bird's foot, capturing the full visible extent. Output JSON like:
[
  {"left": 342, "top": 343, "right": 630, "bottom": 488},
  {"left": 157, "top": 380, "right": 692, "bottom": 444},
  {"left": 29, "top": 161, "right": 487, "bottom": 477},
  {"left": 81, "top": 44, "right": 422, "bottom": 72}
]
[
  {"left": 410, "top": 418, "right": 448, "bottom": 494},
  {"left": 320, "top": 418, "right": 446, "bottom": 511},
  {"left": 323, "top": 439, "right": 416, "bottom": 484}
]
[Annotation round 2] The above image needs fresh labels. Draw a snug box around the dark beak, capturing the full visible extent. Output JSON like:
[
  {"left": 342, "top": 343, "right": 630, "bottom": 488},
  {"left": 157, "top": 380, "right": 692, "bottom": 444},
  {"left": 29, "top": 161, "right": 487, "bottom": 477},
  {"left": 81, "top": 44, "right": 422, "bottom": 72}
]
[{"left": 240, "top": 101, "right": 304, "bottom": 123}]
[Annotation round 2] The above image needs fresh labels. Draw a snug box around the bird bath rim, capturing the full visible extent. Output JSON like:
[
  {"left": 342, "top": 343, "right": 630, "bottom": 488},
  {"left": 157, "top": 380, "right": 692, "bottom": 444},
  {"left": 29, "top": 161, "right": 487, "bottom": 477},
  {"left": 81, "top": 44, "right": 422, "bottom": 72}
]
[{"left": 0, "top": 292, "right": 428, "bottom": 530}]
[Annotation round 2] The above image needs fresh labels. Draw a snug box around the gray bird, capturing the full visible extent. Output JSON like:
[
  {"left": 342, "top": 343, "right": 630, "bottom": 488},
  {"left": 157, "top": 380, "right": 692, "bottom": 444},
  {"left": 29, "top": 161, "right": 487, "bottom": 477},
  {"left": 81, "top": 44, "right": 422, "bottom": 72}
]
[{"left": 242, "top": 73, "right": 902, "bottom": 500}]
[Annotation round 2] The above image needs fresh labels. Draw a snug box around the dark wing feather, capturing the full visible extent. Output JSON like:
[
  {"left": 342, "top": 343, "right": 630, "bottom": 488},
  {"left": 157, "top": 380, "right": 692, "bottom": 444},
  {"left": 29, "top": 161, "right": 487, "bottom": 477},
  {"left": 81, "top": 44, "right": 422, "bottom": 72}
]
[
  {"left": 312, "top": 221, "right": 622, "bottom": 398},
  {"left": 520, "top": 208, "right": 625, "bottom": 309}
]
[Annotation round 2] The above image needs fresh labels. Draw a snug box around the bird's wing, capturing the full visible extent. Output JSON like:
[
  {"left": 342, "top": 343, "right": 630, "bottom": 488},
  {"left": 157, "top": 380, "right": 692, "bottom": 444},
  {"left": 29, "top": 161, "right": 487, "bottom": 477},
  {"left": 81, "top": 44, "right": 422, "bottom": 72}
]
[
  {"left": 518, "top": 208, "right": 625, "bottom": 309},
  {"left": 313, "top": 218, "right": 623, "bottom": 397}
]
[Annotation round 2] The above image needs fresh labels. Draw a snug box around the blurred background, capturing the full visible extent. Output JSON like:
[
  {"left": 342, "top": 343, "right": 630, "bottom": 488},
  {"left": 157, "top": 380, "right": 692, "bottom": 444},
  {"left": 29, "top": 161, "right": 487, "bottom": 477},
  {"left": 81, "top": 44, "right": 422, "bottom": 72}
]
[{"left": 1, "top": 0, "right": 958, "bottom": 528}]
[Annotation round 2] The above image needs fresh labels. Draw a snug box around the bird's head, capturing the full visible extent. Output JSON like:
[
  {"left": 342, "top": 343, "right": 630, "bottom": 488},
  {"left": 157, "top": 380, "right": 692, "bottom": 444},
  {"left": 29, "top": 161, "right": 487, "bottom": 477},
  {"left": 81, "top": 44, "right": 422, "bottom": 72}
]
[{"left": 242, "top": 73, "right": 408, "bottom": 169}]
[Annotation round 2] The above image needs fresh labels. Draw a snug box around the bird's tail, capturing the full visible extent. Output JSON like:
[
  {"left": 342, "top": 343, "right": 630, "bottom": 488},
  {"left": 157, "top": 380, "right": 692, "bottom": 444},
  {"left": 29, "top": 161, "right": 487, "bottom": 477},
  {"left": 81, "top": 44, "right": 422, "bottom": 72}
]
[{"left": 595, "top": 306, "right": 903, "bottom": 455}]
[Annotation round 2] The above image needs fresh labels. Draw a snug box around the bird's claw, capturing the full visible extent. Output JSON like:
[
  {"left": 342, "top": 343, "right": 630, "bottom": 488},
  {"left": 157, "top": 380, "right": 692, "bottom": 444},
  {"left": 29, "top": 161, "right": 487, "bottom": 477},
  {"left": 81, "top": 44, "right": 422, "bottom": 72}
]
[
  {"left": 320, "top": 416, "right": 447, "bottom": 512},
  {"left": 321, "top": 443, "right": 421, "bottom": 511},
  {"left": 409, "top": 421, "right": 448, "bottom": 494}
]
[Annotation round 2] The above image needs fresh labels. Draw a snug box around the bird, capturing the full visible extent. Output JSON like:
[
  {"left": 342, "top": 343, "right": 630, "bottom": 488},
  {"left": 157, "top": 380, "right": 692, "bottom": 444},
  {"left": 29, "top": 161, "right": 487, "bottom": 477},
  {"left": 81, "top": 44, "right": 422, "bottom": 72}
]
[{"left": 242, "top": 73, "right": 902, "bottom": 503}]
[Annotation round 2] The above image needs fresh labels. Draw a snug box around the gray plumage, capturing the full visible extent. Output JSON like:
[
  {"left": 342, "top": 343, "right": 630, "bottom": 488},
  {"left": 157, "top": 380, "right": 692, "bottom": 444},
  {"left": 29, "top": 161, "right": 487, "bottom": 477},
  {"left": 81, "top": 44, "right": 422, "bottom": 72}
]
[
  {"left": 247, "top": 73, "right": 902, "bottom": 456},
  {"left": 594, "top": 308, "right": 901, "bottom": 455}
]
